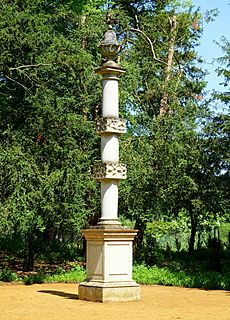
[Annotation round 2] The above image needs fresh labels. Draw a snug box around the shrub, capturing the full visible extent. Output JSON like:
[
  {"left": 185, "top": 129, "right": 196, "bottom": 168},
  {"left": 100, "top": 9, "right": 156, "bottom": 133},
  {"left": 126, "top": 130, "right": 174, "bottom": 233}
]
[
  {"left": 23, "top": 274, "right": 45, "bottom": 285},
  {"left": 0, "top": 268, "right": 18, "bottom": 282}
]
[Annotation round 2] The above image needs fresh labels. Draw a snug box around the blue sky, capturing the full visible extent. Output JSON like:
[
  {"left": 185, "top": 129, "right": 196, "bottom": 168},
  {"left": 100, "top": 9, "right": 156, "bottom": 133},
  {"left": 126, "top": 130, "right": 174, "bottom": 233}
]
[{"left": 192, "top": 0, "right": 230, "bottom": 94}]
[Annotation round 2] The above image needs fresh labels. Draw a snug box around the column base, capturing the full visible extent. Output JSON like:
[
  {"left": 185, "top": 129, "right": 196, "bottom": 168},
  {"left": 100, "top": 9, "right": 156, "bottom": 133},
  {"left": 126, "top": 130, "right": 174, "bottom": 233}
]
[
  {"left": 78, "top": 281, "right": 140, "bottom": 302},
  {"left": 97, "top": 218, "right": 121, "bottom": 226}
]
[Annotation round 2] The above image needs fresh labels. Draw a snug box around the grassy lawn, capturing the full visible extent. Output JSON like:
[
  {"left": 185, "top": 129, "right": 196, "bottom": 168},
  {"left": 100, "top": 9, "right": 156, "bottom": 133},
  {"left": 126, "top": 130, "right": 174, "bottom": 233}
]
[{"left": 1, "top": 262, "right": 229, "bottom": 290}]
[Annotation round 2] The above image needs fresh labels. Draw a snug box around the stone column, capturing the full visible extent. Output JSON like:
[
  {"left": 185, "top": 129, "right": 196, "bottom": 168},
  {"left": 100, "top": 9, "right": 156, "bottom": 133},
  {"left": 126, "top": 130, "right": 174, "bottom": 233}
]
[
  {"left": 78, "top": 27, "right": 140, "bottom": 303},
  {"left": 95, "top": 59, "right": 126, "bottom": 226}
]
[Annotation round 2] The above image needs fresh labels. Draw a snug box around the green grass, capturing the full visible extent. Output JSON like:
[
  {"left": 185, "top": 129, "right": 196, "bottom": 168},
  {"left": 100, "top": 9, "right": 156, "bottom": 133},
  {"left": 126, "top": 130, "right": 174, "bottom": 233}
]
[
  {"left": 133, "top": 264, "right": 230, "bottom": 290},
  {"left": 45, "top": 264, "right": 230, "bottom": 290},
  {"left": 23, "top": 274, "right": 45, "bottom": 285},
  {"left": 22, "top": 264, "right": 230, "bottom": 290},
  {"left": 45, "top": 265, "right": 86, "bottom": 283},
  {"left": 0, "top": 265, "right": 86, "bottom": 285},
  {"left": 1, "top": 263, "right": 230, "bottom": 290}
]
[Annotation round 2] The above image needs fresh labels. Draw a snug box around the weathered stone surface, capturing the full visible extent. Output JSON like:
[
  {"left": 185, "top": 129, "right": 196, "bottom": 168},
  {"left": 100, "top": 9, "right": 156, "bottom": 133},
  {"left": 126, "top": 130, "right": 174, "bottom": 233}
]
[
  {"left": 78, "top": 228, "right": 140, "bottom": 302},
  {"left": 93, "top": 162, "right": 127, "bottom": 181},
  {"left": 100, "top": 181, "right": 119, "bottom": 224},
  {"left": 81, "top": 229, "right": 138, "bottom": 284},
  {"left": 100, "top": 29, "right": 120, "bottom": 61},
  {"left": 89, "top": 225, "right": 127, "bottom": 230},
  {"left": 96, "top": 117, "right": 126, "bottom": 134},
  {"left": 95, "top": 60, "right": 125, "bottom": 78},
  {"left": 83, "top": 228, "right": 138, "bottom": 240},
  {"left": 78, "top": 282, "right": 140, "bottom": 302},
  {"left": 101, "top": 135, "right": 119, "bottom": 163}
]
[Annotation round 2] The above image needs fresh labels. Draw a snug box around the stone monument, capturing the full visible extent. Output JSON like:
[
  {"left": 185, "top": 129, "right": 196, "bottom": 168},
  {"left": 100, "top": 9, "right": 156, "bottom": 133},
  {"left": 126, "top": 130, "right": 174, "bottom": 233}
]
[{"left": 78, "top": 22, "right": 140, "bottom": 303}]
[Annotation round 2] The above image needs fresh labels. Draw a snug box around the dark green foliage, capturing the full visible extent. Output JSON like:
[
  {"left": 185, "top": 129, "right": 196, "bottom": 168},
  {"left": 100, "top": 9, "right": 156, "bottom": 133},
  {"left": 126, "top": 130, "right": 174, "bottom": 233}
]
[
  {"left": 215, "top": 37, "right": 230, "bottom": 104},
  {"left": 0, "top": 0, "right": 105, "bottom": 269},
  {"left": 116, "top": 1, "right": 215, "bottom": 255},
  {"left": 23, "top": 273, "right": 45, "bottom": 285},
  {"left": 0, "top": 268, "right": 17, "bottom": 282},
  {"left": 0, "top": 0, "right": 229, "bottom": 279}
]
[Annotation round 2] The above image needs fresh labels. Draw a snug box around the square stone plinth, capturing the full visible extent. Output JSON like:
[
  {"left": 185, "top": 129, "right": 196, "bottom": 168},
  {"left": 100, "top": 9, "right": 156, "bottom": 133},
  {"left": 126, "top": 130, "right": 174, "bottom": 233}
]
[
  {"left": 79, "top": 228, "right": 140, "bottom": 302},
  {"left": 78, "top": 281, "right": 140, "bottom": 302},
  {"left": 83, "top": 228, "right": 137, "bottom": 282}
]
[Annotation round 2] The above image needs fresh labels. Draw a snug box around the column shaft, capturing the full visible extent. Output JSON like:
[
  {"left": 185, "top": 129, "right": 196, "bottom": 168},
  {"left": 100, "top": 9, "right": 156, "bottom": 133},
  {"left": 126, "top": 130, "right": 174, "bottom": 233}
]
[
  {"left": 102, "top": 79, "right": 119, "bottom": 117},
  {"left": 100, "top": 181, "right": 118, "bottom": 223},
  {"left": 101, "top": 135, "right": 119, "bottom": 163}
]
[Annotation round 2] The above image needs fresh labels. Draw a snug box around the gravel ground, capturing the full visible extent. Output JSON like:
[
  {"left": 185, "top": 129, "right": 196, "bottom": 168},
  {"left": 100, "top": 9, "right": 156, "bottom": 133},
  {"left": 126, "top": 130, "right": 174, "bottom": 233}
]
[{"left": 0, "top": 283, "right": 229, "bottom": 320}]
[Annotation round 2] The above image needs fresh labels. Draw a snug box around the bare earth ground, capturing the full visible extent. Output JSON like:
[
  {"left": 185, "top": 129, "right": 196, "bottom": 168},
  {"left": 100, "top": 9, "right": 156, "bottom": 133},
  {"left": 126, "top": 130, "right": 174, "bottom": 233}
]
[{"left": 0, "top": 283, "right": 229, "bottom": 320}]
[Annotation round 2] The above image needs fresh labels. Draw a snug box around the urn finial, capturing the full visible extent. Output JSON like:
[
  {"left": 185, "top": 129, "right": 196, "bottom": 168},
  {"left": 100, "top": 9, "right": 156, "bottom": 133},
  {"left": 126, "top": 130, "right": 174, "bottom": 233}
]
[{"left": 100, "top": 12, "right": 120, "bottom": 61}]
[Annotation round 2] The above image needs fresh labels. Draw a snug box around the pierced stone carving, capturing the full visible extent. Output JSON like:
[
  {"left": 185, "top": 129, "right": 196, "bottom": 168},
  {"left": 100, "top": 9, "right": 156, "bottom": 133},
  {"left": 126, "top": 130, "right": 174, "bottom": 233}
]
[
  {"left": 100, "top": 29, "right": 120, "bottom": 61},
  {"left": 96, "top": 117, "right": 126, "bottom": 134},
  {"left": 93, "top": 163, "right": 127, "bottom": 181}
]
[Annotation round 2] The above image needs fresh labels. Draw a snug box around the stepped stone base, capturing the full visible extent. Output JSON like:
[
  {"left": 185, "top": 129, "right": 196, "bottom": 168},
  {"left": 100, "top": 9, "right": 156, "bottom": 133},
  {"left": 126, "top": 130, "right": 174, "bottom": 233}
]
[{"left": 78, "top": 281, "right": 140, "bottom": 302}]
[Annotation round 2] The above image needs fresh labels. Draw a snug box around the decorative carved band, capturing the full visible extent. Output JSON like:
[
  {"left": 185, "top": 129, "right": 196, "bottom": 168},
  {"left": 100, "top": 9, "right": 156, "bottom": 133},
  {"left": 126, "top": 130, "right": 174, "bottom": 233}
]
[
  {"left": 93, "top": 162, "right": 127, "bottom": 181},
  {"left": 96, "top": 117, "right": 126, "bottom": 134}
]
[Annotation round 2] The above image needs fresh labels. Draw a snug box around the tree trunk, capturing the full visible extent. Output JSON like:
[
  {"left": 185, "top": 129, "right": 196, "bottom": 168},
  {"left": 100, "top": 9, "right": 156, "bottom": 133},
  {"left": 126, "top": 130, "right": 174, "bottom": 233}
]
[
  {"left": 159, "top": 15, "right": 177, "bottom": 115},
  {"left": 133, "top": 219, "right": 146, "bottom": 261},
  {"left": 23, "top": 233, "right": 35, "bottom": 271},
  {"left": 189, "top": 217, "right": 197, "bottom": 253},
  {"left": 197, "top": 229, "right": 202, "bottom": 249}
]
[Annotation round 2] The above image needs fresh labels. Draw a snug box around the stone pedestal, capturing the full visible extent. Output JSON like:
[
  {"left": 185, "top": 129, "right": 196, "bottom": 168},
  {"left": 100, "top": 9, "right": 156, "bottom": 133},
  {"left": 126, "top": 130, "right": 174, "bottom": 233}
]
[{"left": 78, "top": 228, "right": 140, "bottom": 302}]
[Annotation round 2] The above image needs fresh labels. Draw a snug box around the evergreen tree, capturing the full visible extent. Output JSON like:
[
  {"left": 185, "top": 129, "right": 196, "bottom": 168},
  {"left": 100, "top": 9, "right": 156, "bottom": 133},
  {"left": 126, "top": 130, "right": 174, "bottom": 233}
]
[
  {"left": 0, "top": 0, "right": 227, "bottom": 266},
  {"left": 0, "top": 0, "right": 106, "bottom": 268},
  {"left": 115, "top": 0, "right": 210, "bottom": 255}
]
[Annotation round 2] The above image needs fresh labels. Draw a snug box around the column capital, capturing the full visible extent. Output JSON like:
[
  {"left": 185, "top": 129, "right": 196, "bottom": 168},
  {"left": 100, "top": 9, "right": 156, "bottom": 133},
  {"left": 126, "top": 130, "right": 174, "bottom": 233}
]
[{"left": 95, "top": 60, "right": 125, "bottom": 79}]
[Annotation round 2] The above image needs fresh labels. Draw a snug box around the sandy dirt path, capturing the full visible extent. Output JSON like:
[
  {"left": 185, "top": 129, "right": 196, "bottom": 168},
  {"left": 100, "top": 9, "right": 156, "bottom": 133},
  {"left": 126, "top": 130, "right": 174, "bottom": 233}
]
[{"left": 0, "top": 283, "right": 229, "bottom": 320}]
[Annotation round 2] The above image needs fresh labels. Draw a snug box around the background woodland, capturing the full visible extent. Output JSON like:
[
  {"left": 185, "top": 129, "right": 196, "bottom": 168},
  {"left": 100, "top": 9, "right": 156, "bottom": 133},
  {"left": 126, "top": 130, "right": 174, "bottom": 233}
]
[{"left": 0, "top": 0, "right": 229, "bottom": 278}]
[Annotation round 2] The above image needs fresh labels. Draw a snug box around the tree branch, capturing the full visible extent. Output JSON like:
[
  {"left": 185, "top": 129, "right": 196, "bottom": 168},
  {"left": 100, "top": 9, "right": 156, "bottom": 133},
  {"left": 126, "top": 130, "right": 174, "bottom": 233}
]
[
  {"left": 9, "top": 63, "right": 52, "bottom": 71},
  {"left": 130, "top": 28, "right": 173, "bottom": 68},
  {"left": 130, "top": 28, "right": 157, "bottom": 60},
  {"left": 4, "top": 74, "right": 31, "bottom": 93},
  {"left": 160, "top": 15, "right": 177, "bottom": 116}
]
